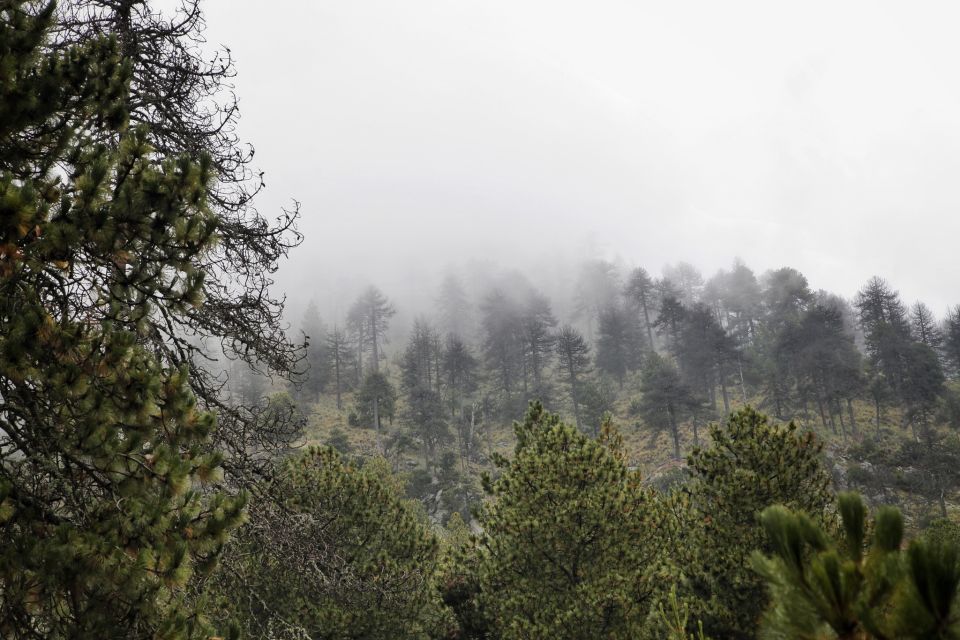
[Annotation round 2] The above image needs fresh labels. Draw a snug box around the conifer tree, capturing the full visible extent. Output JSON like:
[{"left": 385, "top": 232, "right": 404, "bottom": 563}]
[
  {"left": 51, "top": 0, "right": 305, "bottom": 487},
  {"left": 753, "top": 492, "right": 960, "bottom": 639},
  {"left": 325, "top": 324, "right": 353, "bottom": 409},
  {"left": 596, "top": 302, "right": 644, "bottom": 387},
  {"left": 442, "top": 333, "right": 479, "bottom": 418},
  {"left": 675, "top": 407, "right": 833, "bottom": 639},
  {"left": 0, "top": 4, "right": 242, "bottom": 635},
  {"left": 519, "top": 290, "right": 556, "bottom": 401},
  {"left": 624, "top": 266, "right": 657, "bottom": 350},
  {"left": 945, "top": 305, "right": 960, "bottom": 378},
  {"left": 638, "top": 354, "right": 699, "bottom": 458},
  {"left": 555, "top": 324, "right": 592, "bottom": 430},
  {"left": 297, "top": 300, "right": 330, "bottom": 402},
  {"left": 911, "top": 301, "right": 944, "bottom": 351},
  {"left": 209, "top": 448, "right": 454, "bottom": 639},
  {"left": 401, "top": 320, "right": 450, "bottom": 468},
  {"left": 475, "top": 403, "right": 665, "bottom": 639},
  {"left": 480, "top": 289, "right": 524, "bottom": 417}
]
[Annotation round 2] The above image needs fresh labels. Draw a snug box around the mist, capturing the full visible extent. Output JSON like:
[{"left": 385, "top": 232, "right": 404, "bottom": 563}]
[{"left": 193, "top": 0, "right": 960, "bottom": 324}]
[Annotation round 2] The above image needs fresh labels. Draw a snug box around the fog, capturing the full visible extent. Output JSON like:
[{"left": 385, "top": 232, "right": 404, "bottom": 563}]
[{"left": 198, "top": 0, "right": 960, "bottom": 322}]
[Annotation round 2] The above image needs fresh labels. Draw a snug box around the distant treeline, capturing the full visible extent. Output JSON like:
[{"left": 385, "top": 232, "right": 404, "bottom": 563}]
[{"left": 293, "top": 260, "right": 960, "bottom": 459}]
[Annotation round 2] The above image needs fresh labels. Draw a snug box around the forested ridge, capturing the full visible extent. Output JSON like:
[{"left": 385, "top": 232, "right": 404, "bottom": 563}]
[{"left": 4, "top": 1, "right": 960, "bottom": 639}]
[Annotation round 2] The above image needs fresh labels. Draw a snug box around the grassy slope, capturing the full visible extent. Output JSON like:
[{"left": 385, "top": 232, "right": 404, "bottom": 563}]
[{"left": 299, "top": 372, "right": 958, "bottom": 532}]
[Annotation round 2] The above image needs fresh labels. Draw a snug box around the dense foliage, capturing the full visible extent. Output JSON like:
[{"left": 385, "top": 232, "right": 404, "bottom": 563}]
[{"left": 5, "top": 2, "right": 960, "bottom": 639}]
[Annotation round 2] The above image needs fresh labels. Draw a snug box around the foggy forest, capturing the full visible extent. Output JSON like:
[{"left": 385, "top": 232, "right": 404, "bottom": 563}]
[{"left": 3, "top": 0, "right": 960, "bottom": 639}]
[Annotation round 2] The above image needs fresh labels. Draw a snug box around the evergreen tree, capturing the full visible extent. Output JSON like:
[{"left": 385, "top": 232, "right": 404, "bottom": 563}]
[
  {"left": 401, "top": 320, "right": 450, "bottom": 468},
  {"left": 520, "top": 290, "right": 556, "bottom": 401},
  {"left": 443, "top": 333, "right": 478, "bottom": 410},
  {"left": 475, "top": 403, "right": 665, "bottom": 639},
  {"left": 0, "top": 5, "right": 243, "bottom": 635},
  {"left": 574, "top": 259, "right": 622, "bottom": 338},
  {"left": 855, "top": 276, "right": 912, "bottom": 396},
  {"left": 325, "top": 324, "right": 353, "bottom": 410},
  {"left": 578, "top": 377, "right": 617, "bottom": 438},
  {"left": 349, "top": 286, "right": 395, "bottom": 439},
  {"left": 761, "top": 267, "right": 812, "bottom": 330},
  {"left": 663, "top": 262, "right": 704, "bottom": 307},
  {"left": 945, "top": 305, "right": 960, "bottom": 378},
  {"left": 911, "top": 301, "right": 944, "bottom": 351},
  {"left": 52, "top": 0, "right": 305, "bottom": 481},
  {"left": 437, "top": 272, "right": 472, "bottom": 339},
  {"left": 638, "top": 354, "right": 699, "bottom": 458},
  {"left": 353, "top": 372, "right": 396, "bottom": 449},
  {"left": 209, "top": 448, "right": 454, "bottom": 639},
  {"left": 596, "top": 302, "right": 644, "bottom": 387},
  {"left": 790, "top": 305, "right": 863, "bottom": 436},
  {"left": 753, "top": 492, "right": 960, "bottom": 639},
  {"left": 718, "top": 259, "right": 762, "bottom": 346},
  {"left": 480, "top": 289, "right": 524, "bottom": 417},
  {"left": 352, "top": 285, "right": 396, "bottom": 374},
  {"left": 676, "top": 303, "right": 737, "bottom": 414},
  {"left": 555, "top": 324, "right": 592, "bottom": 430},
  {"left": 676, "top": 407, "right": 833, "bottom": 639},
  {"left": 624, "top": 266, "right": 657, "bottom": 350},
  {"left": 654, "top": 285, "right": 688, "bottom": 355},
  {"left": 297, "top": 300, "right": 329, "bottom": 401}
]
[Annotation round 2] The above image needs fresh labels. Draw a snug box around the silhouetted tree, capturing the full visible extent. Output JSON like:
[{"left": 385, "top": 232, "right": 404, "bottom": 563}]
[
  {"left": 596, "top": 303, "right": 644, "bottom": 387},
  {"left": 946, "top": 305, "right": 960, "bottom": 378},
  {"left": 624, "top": 266, "right": 657, "bottom": 350},
  {"left": 638, "top": 354, "right": 699, "bottom": 458},
  {"left": 325, "top": 325, "right": 353, "bottom": 410},
  {"left": 574, "top": 259, "right": 622, "bottom": 338},
  {"left": 520, "top": 290, "right": 557, "bottom": 401},
  {"left": 911, "top": 301, "right": 943, "bottom": 351},
  {"left": 480, "top": 289, "right": 524, "bottom": 416},
  {"left": 438, "top": 273, "right": 472, "bottom": 339},
  {"left": 555, "top": 325, "right": 592, "bottom": 430},
  {"left": 298, "top": 301, "right": 330, "bottom": 402},
  {"left": 663, "top": 262, "right": 704, "bottom": 306}
]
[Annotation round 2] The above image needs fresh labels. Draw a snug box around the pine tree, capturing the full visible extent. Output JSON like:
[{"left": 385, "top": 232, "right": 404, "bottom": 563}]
[
  {"left": 596, "top": 302, "right": 644, "bottom": 387},
  {"left": 0, "top": 4, "right": 243, "bottom": 635},
  {"left": 442, "top": 333, "right": 478, "bottom": 409},
  {"left": 945, "top": 305, "right": 960, "bottom": 378},
  {"left": 475, "top": 403, "right": 665, "bottom": 639},
  {"left": 325, "top": 324, "right": 353, "bottom": 410},
  {"left": 52, "top": 0, "right": 305, "bottom": 488},
  {"left": 911, "top": 301, "right": 944, "bottom": 351},
  {"left": 624, "top": 266, "right": 657, "bottom": 350},
  {"left": 298, "top": 300, "right": 330, "bottom": 402},
  {"left": 753, "top": 492, "right": 960, "bottom": 639},
  {"left": 480, "top": 289, "right": 524, "bottom": 417},
  {"left": 209, "top": 447, "right": 454, "bottom": 639},
  {"left": 520, "top": 290, "right": 556, "bottom": 402},
  {"left": 401, "top": 320, "right": 450, "bottom": 468},
  {"left": 638, "top": 354, "right": 700, "bottom": 458},
  {"left": 555, "top": 324, "right": 592, "bottom": 430},
  {"left": 676, "top": 407, "right": 833, "bottom": 639}
]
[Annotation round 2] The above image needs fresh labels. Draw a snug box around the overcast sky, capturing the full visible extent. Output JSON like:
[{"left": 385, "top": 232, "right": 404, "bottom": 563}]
[{"left": 200, "top": 0, "right": 959, "bottom": 318}]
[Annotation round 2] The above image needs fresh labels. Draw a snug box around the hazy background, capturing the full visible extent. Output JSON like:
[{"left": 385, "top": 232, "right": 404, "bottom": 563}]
[{"left": 197, "top": 0, "right": 960, "bottom": 320}]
